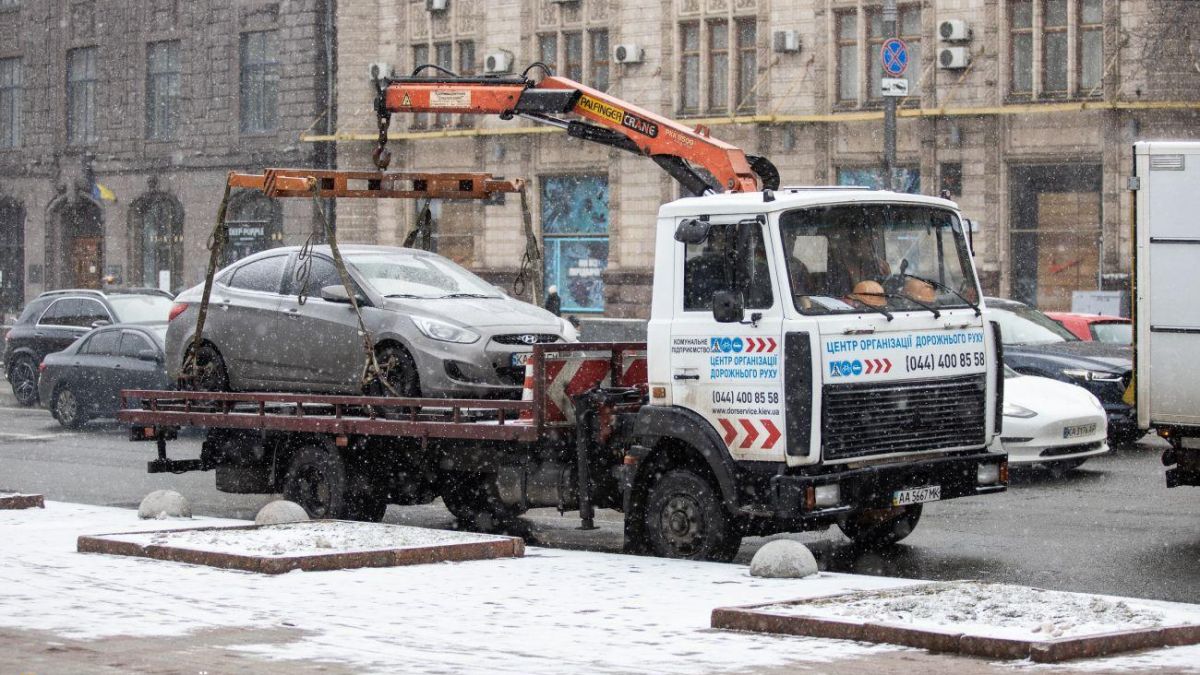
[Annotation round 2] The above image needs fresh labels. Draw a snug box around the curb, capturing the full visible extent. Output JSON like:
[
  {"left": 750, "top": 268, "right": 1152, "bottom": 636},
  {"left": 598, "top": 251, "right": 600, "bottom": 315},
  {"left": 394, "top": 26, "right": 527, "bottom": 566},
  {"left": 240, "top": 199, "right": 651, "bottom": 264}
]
[{"left": 0, "top": 494, "right": 45, "bottom": 510}]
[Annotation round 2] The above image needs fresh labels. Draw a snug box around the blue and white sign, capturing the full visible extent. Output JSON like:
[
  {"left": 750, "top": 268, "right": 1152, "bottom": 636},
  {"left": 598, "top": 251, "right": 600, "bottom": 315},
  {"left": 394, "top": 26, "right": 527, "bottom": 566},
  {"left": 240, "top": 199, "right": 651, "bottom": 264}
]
[{"left": 881, "top": 38, "right": 909, "bottom": 77}]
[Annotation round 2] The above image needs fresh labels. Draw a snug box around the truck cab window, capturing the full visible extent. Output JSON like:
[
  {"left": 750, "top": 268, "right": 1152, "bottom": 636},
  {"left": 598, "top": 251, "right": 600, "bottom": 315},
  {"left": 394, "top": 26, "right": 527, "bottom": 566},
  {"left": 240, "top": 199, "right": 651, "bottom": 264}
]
[{"left": 682, "top": 222, "right": 773, "bottom": 311}]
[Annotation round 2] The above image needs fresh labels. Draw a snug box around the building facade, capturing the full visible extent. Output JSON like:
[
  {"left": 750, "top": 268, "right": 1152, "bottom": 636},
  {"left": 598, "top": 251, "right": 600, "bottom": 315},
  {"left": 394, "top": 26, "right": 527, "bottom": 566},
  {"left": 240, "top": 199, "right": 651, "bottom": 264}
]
[
  {"left": 0, "top": 0, "right": 333, "bottom": 317},
  {"left": 329, "top": 0, "right": 1200, "bottom": 317}
]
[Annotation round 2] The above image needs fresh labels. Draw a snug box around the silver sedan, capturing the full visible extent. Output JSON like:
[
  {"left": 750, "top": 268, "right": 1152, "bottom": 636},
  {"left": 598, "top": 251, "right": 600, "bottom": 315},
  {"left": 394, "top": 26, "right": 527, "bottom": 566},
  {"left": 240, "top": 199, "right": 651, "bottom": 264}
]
[{"left": 165, "top": 245, "right": 576, "bottom": 398}]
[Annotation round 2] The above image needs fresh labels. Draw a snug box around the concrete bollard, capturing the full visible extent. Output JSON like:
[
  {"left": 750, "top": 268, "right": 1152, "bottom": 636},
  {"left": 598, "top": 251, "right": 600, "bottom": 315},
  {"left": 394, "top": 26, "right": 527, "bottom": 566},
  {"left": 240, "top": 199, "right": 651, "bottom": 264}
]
[
  {"left": 255, "top": 500, "right": 311, "bottom": 525},
  {"left": 137, "top": 490, "right": 192, "bottom": 519},
  {"left": 749, "top": 539, "right": 819, "bottom": 579}
]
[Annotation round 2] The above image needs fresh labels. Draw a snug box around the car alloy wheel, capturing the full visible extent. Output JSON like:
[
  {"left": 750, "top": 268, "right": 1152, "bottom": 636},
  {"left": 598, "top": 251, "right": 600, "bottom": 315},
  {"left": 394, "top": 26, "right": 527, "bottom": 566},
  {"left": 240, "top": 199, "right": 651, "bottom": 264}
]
[
  {"left": 9, "top": 357, "right": 39, "bottom": 406},
  {"left": 53, "top": 387, "right": 84, "bottom": 429}
]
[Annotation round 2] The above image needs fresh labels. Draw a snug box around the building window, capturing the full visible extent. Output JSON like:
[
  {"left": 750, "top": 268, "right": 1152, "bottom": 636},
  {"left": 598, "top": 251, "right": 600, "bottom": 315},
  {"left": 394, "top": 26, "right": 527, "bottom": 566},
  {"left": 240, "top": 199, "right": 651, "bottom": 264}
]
[
  {"left": 538, "top": 34, "right": 558, "bottom": 73},
  {"left": 411, "top": 43, "right": 429, "bottom": 128},
  {"left": 130, "top": 193, "right": 183, "bottom": 291},
  {"left": 708, "top": 20, "right": 729, "bottom": 113},
  {"left": 239, "top": 31, "right": 279, "bottom": 133},
  {"left": 145, "top": 41, "right": 180, "bottom": 140},
  {"left": 458, "top": 40, "right": 475, "bottom": 76},
  {"left": 736, "top": 19, "right": 757, "bottom": 112},
  {"left": 223, "top": 192, "right": 283, "bottom": 265},
  {"left": 1009, "top": 0, "right": 1102, "bottom": 98},
  {"left": 541, "top": 175, "right": 609, "bottom": 313},
  {"left": 1079, "top": 0, "right": 1104, "bottom": 92},
  {"left": 838, "top": 5, "right": 921, "bottom": 106},
  {"left": 0, "top": 0, "right": 21, "bottom": 8},
  {"left": 590, "top": 30, "right": 609, "bottom": 92},
  {"left": 0, "top": 58, "right": 20, "bottom": 148},
  {"left": 836, "top": 11, "right": 858, "bottom": 103},
  {"left": 67, "top": 47, "right": 97, "bottom": 145},
  {"left": 940, "top": 163, "right": 963, "bottom": 197},
  {"left": 564, "top": 32, "right": 583, "bottom": 82},
  {"left": 680, "top": 22, "right": 701, "bottom": 113},
  {"left": 434, "top": 42, "right": 453, "bottom": 127},
  {"left": 837, "top": 166, "right": 920, "bottom": 194}
]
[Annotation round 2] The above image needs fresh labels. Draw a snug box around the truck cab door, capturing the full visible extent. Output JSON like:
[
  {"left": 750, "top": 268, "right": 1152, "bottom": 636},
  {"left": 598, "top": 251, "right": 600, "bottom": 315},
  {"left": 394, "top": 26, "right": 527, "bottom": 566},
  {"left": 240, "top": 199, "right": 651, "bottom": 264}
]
[{"left": 669, "top": 217, "right": 786, "bottom": 461}]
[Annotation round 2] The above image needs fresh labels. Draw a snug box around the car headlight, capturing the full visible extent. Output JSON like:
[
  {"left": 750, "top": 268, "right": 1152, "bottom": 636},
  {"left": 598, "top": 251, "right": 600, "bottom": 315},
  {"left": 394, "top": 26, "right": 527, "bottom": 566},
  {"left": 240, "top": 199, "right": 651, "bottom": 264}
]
[
  {"left": 1062, "top": 368, "right": 1123, "bottom": 383},
  {"left": 559, "top": 317, "right": 580, "bottom": 343},
  {"left": 412, "top": 317, "right": 479, "bottom": 344},
  {"left": 1003, "top": 402, "right": 1038, "bottom": 418}
]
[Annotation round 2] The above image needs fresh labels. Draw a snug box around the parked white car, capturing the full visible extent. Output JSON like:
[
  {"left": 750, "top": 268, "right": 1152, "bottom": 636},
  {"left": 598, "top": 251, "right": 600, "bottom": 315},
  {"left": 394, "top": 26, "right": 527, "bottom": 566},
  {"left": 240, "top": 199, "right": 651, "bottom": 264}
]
[{"left": 1002, "top": 366, "right": 1109, "bottom": 471}]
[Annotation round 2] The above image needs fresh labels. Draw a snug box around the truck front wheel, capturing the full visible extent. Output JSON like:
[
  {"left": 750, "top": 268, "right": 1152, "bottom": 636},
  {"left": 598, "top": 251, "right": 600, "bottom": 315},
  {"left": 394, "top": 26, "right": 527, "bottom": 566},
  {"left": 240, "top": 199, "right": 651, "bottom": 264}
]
[
  {"left": 283, "top": 445, "right": 349, "bottom": 520},
  {"left": 838, "top": 504, "right": 922, "bottom": 548},
  {"left": 644, "top": 469, "right": 741, "bottom": 562},
  {"left": 442, "top": 473, "right": 526, "bottom": 532}
]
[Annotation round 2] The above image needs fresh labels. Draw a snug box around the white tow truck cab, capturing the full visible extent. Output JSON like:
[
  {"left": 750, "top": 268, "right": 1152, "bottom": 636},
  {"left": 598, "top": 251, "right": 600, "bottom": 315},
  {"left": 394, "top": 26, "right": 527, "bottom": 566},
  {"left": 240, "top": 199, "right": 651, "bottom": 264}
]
[
  {"left": 629, "top": 186, "right": 1006, "bottom": 543},
  {"left": 1133, "top": 141, "right": 1200, "bottom": 487}
]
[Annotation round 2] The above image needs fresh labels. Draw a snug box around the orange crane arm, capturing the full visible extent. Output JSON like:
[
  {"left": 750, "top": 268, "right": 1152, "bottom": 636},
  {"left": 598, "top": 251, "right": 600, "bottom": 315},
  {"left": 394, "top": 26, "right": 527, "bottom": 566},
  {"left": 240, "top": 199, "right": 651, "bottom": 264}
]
[{"left": 378, "top": 73, "right": 778, "bottom": 195}]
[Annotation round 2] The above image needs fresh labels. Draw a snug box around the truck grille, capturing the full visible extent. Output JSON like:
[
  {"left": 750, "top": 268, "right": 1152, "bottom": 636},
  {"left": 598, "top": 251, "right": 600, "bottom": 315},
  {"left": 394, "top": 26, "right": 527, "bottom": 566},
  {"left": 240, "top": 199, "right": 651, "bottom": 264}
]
[{"left": 822, "top": 374, "right": 987, "bottom": 460}]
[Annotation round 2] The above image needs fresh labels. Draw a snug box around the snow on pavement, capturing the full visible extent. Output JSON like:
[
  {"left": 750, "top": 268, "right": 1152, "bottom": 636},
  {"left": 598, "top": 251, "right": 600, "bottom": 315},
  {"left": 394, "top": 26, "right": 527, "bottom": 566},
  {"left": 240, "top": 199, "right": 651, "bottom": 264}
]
[{"left": 3, "top": 502, "right": 1200, "bottom": 674}]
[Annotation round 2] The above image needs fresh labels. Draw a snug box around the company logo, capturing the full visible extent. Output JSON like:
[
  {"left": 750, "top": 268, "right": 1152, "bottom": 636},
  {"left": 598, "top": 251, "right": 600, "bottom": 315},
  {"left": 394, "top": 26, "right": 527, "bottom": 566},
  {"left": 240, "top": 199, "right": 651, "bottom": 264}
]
[
  {"left": 828, "top": 360, "right": 864, "bottom": 377},
  {"left": 518, "top": 334, "right": 540, "bottom": 345},
  {"left": 576, "top": 94, "right": 659, "bottom": 138},
  {"left": 710, "top": 337, "right": 745, "bottom": 353}
]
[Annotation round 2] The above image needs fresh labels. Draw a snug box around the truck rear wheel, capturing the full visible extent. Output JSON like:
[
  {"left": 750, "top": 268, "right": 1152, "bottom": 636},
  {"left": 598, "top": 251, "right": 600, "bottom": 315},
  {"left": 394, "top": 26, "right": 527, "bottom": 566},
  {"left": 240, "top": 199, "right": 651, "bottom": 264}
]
[
  {"left": 644, "top": 469, "right": 741, "bottom": 562},
  {"left": 838, "top": 504, "right": 922, "bottom": 548},
  {"left": 283, "top": 445, "right": 349, "bottom": 520}
]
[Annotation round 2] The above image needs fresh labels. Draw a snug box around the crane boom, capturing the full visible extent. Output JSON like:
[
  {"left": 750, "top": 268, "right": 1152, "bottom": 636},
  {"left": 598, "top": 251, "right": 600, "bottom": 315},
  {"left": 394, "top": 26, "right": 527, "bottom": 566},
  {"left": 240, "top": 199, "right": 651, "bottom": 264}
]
[{"left": 377, "top": 73, "right": 778, "bottom": 196}]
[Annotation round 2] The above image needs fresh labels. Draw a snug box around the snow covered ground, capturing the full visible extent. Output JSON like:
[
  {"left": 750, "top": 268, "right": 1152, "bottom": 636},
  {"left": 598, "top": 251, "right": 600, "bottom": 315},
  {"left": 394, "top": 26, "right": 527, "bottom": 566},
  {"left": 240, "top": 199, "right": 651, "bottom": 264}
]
[
  {"left": 762, "top": 582, "right": 1199, "bottom": 641},
  {"left": 2, "top": 502, "right": 1200, "bottom": 673}
]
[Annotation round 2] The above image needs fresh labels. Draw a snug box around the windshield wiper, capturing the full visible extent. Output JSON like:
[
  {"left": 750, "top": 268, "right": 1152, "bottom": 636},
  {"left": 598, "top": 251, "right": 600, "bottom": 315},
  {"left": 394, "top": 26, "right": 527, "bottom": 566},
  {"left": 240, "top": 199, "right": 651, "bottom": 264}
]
[
  {"left": 384, "top": 293, "right": 427, "bottom": 299},
  {"left": 440, "top": 292, "right": 497, "bottom": 299},
  {"left": 860, "top": 291, "right": 941, "bottom": 319},
  {"left": 900, "top": 273, "right": 981, "bottom": 316}
]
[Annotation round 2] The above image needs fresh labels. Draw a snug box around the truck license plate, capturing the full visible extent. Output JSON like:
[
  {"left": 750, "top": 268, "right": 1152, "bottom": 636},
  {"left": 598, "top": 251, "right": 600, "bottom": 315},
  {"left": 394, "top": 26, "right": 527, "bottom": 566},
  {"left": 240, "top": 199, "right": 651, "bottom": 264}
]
[
  {"left": 511, "top": 352, "right": 532, "bottom": 367},
  {"left": 1063, "top": 423, "right": 1097, "bottom": 439},
  {"left": 892, "top": 486, "right": 941, "bottom": 506}
]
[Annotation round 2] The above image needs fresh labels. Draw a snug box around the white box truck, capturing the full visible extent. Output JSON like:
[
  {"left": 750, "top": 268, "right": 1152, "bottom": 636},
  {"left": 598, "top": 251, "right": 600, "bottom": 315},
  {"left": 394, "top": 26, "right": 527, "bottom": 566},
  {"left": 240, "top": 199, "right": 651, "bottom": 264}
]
[{"left": 1134, "top": 140, "right": 1200, "bottom": 487}]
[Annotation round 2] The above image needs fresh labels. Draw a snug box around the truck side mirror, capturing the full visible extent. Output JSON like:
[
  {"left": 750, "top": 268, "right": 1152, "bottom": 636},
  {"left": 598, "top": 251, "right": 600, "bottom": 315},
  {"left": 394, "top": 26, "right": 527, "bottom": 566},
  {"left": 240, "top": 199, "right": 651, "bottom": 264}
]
[
  {"left": 712, "top": 290, "right": 744, "bottom": 323},
  {"left": 674, "top": 218, "right": 711, "bottom": 244}
]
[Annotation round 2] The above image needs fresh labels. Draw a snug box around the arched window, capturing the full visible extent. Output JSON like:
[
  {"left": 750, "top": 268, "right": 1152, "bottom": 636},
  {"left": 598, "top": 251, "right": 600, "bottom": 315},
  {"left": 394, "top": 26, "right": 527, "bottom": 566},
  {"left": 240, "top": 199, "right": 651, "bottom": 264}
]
[
  {"left": 223, "top": 191, "right": 282, "bottom": 265},
  {"left": 129, "top": 192, "right": 184, "bottom": 291},
  {"left": 0, "top": 197, "right": 24, "bottom": 315}
]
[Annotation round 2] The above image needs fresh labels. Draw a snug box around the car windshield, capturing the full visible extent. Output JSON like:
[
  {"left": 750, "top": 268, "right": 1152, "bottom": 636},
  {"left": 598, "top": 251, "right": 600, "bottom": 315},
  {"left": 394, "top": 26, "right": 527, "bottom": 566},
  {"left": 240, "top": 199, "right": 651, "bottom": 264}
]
[
  {"left": 346, "top": 252, "right": 501, "bottom": 300},
  {"left": 107, "top": 295, "right": 173, "bottom": 323},
  {"left": 779, "top": 203, "right": 979, "bottom": 315},
  {"left": 989, "top": 304, "right": 1080, "bottom": 345},
  {"left": 1091, "top": 321, "right": 1132, "bottom": 345}
]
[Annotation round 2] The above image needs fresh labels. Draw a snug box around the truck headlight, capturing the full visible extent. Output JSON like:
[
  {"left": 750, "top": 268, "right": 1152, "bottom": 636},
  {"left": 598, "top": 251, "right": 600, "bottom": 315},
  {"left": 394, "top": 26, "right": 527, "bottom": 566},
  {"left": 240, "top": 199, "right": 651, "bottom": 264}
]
[
  {"left": 412, "top": 317, "right": 480, "bottom": 344},
  {"left": 1062, "top": 368, "right": 1122, "bottom": 383},
  {"left": 977, "top": 463, "right": 1001, "bottom": 485},
  {"left": 813, "top": 484, "right": 840, "bottom": 507},
  {"left": 1003, "top": 402, "right": 1038, "bottom": 418}
]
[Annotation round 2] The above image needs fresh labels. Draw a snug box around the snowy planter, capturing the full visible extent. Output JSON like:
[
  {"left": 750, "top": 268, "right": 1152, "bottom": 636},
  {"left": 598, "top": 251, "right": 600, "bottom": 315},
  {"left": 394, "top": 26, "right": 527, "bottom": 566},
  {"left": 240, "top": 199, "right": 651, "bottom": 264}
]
[
  {"left": 77, "top": 521, "right": 524, "bottom": 574},
  {"left": 711, "top": 581, "right": 1200, "bottom": 663},
  {"left": 0, "top": 493, "right": 45, "bottom": 509}
]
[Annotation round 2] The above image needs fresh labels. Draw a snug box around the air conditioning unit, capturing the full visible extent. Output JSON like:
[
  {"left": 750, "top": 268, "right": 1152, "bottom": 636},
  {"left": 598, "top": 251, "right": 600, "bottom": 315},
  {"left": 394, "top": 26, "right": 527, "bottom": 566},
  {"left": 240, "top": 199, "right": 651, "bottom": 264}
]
[
  {"left": 772, "top": 30, "right": 801, "bottom": 54},
  {"left": 938, "top": 46, "right": 971, "bottom": 69},
  {"left": 938, "top": 19, "right": 972, "bottom": 42},
  {"left": 426, "top": 0, "right": 448, "bottom": 11},
  {"left": 484, "top": 50, "right": 514, "bottom": 74},
  {"left": 613, "top": 44, "right": 643, "bottom": 64},
  {"left": 367, "top": 62, "right": 392, "bottom": 82}
]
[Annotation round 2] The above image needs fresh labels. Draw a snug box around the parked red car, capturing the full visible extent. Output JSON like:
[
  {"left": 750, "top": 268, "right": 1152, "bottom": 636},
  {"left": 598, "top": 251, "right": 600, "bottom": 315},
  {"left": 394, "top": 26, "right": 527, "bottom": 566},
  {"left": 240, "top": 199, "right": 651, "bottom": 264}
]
[{"left": 1045, "top": 312, "right": 1131, "bottom": 345}]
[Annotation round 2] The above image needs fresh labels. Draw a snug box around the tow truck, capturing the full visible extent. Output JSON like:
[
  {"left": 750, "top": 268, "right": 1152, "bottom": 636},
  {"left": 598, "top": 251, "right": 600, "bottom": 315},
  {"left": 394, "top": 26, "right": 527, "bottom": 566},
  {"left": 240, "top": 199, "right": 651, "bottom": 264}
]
[{"left": 121, "top": 67, "right": 1008, "bottom": 561}]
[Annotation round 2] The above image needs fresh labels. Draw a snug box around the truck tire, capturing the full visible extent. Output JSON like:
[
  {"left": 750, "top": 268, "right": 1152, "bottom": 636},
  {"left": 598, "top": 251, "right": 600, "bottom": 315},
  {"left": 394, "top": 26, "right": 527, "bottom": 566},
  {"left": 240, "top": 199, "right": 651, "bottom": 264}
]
[
  {"left": 644, "top": 469, "right": 741, "bottom": 562},
  {"left": 442, "top": 473, "right": 525, "bottom": 532},
  {"left": 838, "top": 504, "right": 922, "bottom": 548},
  {"left": 283, "top": 445, "right": 350, "bottom": 520}
]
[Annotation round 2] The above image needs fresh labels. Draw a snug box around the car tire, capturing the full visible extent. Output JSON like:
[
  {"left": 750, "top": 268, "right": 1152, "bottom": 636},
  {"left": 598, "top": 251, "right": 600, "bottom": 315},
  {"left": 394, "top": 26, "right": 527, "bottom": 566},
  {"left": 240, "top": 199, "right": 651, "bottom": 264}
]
[
  {"left": 838, "top": 504, "right": 923, "bottom": 548},
  {"left": 643, "top": 469, "right": 741, "bottom": 562},
  {"left": 282, "top": 445, "right": 350, "bottom": 520},
  {"left": 52, "top": 385, "right": 88, "bottom": 429},
  {"left": 187, "top": 343, "right": 229, "bottom": 392},
  {"left": 8, "top": 355, "right": 39, "bottom": 406},
  {"left": 441, "top": 473, "right": 526, "bottom": 531},
  {"left": 374, "top": 344, "right": 420, "bottom": 398}
]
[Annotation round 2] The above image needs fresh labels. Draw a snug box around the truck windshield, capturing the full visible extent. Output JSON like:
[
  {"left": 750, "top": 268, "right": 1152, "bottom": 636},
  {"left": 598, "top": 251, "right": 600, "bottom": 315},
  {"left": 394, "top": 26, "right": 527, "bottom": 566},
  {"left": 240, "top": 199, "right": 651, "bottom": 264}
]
[{"left": 779, "top": 204, "right": 979, "bottom": 316}]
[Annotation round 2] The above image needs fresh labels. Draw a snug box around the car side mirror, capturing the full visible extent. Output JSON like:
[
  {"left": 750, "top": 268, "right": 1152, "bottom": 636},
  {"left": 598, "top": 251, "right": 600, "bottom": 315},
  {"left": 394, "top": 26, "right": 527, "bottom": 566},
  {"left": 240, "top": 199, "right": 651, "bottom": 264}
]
[
  {"left": 320, "top": 285, "right": 353, "bottom": 304},
  {"left": 712, "top": 290, "right": 744, "bottom": 323},
  {"left": 91, "top": 319, "right": 111, "bottom": 329},
  {"left": 137, "top": 349, "right": 162, "bottom": 363}
]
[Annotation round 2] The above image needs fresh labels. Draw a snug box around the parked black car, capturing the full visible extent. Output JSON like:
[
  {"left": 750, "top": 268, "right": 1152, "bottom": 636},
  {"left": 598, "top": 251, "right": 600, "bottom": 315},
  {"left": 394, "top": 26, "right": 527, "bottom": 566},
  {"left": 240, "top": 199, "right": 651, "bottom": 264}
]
[
  {"left": 37, "top": 323, "right": 170, "bottom": 428},
  {"left": 985, "top": 297, "right": 1140, "bottom": 445},
  {"left": 4, "top": 288, "right": 174, "bottom": 406}
]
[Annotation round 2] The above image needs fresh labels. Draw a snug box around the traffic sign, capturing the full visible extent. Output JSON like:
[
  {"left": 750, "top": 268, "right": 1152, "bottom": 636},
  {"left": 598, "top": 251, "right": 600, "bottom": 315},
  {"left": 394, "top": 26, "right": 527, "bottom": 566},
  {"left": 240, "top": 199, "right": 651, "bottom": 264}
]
[
  {"left": 881, "top": 38, "right": 909, "bottom": 76},
  {"left": 881, "top": 77, "right": 909, "bottom": 97}
]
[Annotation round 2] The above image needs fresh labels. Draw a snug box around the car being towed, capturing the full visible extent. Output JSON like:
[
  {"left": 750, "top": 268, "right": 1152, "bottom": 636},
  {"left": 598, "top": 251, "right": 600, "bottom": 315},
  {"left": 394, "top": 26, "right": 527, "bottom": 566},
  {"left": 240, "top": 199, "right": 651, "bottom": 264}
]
[
  {"left": 165, "top": 245, "right": 576, "bottom": 398},
  {"left": 985, "top": 297, "right": 1138, "bottom": 445}
]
